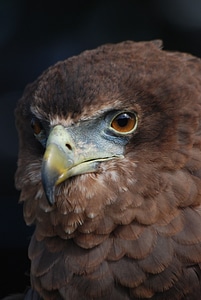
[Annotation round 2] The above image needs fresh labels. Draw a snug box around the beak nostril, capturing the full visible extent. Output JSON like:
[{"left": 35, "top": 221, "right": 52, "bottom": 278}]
[{"left": 66, "top": 143, "right": 72, "bottom": 151}]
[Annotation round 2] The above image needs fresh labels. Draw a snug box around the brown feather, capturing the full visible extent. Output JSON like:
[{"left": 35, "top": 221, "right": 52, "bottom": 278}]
[{"left": 15, "top": 40, "right": 201, "bottom": 299}]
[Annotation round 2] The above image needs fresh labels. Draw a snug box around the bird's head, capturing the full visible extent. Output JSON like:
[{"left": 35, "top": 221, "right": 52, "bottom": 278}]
[{"left": 15, "top": 40, "right": 201, "bottom": 235}]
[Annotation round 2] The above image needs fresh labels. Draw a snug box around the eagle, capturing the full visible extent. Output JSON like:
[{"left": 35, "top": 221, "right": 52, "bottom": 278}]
[{"left": 13, "top": 40, "right": 201, "bottom": 299}]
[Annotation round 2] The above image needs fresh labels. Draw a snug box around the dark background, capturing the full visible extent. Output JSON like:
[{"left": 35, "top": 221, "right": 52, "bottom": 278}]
[{"left": 1, "top": 0, "right": 201, "bottom": 298}]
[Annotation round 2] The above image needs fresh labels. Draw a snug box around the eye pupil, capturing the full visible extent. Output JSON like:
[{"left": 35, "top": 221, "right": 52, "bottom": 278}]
[
  {"left": 111, "top": 112, "right": 137, "bottom": 133},
  {"left": 116, "top": 114, "right": 130, "bottom": 127}
]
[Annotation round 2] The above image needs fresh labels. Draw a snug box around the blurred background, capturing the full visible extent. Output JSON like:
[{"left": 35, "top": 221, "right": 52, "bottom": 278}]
[{"left": 1, "top": 0, "right": 201, "bottom": 298}]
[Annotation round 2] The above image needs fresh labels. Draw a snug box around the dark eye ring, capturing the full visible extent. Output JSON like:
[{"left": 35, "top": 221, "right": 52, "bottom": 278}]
[{"left": 110, "top": 112, "right": 137, "bottom": 133}]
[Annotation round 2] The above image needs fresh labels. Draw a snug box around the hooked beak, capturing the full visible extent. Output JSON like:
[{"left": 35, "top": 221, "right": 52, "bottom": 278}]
[{"left": 41, "top": 125, "right": 121, "bottom": 205}]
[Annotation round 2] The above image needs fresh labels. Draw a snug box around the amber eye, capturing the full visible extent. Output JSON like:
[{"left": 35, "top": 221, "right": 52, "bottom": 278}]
[
  {"left": 31, "top": 118, "right": 43, "bottom": 135},
  {"left": 31, "top": 117, "right": 47, "bottom": 147},
  {"left": 111, "top": 112, "right": 137, "bottom": 133}
]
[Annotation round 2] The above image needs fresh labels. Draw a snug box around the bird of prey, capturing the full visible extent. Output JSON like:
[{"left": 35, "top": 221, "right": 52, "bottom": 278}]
[{"left": 14, "top": 40, "right": 201, "bottom": 300}]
